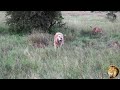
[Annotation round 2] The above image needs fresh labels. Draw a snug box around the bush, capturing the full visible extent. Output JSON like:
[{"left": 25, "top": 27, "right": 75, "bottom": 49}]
[
  {"left": 27, "top": 31, "right": 53, "bottom": 48},
  {"left": 106, "top": 11, "right": 117, "bottom": 22},
  {"left": 5, "top": 11, "right": 63, "bottom": 34}
]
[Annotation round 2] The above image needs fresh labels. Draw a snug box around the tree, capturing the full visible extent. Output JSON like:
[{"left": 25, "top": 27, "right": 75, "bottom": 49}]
[
  {"left": 106, "top": 11, "right": 117, "bottom": 21},
  {"left": 5, "top": 11, "right": 63, "bottom": 34}
]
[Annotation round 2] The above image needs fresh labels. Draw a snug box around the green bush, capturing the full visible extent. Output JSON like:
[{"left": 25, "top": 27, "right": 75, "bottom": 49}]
[{"left": 5, "top": 11, "right": 63, "bottom": 34}]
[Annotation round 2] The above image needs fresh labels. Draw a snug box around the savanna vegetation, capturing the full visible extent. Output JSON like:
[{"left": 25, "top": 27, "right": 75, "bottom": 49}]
[{"left": 0, "top": 11, "right": 120, "bottom": 79}]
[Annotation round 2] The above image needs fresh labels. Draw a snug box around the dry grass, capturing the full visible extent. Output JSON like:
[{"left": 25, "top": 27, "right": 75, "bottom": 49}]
[{"left": 27, "top": 31, "right": 53, "bottom": 48}]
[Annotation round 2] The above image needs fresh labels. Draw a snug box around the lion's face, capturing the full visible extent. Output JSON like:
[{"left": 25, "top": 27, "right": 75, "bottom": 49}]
[{"left": 57, "top": 34, "right": 63, "bottom": 43}]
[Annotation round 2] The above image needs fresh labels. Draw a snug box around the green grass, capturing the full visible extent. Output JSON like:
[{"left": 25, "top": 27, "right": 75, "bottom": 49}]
[{"left": 0, "top": 11, "right": 120, "bottom": 79}]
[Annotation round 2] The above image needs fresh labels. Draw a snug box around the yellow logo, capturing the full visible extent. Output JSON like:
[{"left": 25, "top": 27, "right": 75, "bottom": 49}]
[{"left": 108, "top": 65, "right": 119, "bottom": 79}]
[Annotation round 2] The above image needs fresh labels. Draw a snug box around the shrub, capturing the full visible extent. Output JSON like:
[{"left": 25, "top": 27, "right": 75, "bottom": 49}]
[
  {"left": 27, "top": 31, "right": 53, "bottom": 48},
  {"left": 5, "top": 11, "right": 63, "bottom": 34},
  {"left": 106, "top": 11, "right": 117, "bottom": 22}
]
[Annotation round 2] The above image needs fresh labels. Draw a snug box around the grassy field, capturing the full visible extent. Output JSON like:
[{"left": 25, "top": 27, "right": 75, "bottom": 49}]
[{"left": 0, "top": 11, "right": 120, "bottom": 79}]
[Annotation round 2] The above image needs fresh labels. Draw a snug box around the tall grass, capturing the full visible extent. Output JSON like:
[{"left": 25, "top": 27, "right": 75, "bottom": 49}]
[{"left": 0, "top": 11, "right": 120, "bottom": 79}]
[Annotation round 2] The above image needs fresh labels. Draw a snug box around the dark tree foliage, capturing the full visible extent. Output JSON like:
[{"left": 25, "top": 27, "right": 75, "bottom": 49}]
[
  {"left": 5, "top": 11, "right": 63, "bottom": 34},
  {"left": 106, "top": 11, "right": 117, "bottom": 21}
]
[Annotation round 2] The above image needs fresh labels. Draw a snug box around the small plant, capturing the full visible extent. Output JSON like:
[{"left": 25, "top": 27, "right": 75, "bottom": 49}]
[
  {"left": 27, "top": 31, "right": 52, "bottom": 48},
  {"left": 106, "top": 11, "right": 117, "bottom": 22}
]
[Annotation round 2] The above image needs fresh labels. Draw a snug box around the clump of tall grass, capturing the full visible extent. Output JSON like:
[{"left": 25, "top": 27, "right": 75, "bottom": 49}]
[{"left": 27, "top": 31, "right": 53, "bottom": 48}]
